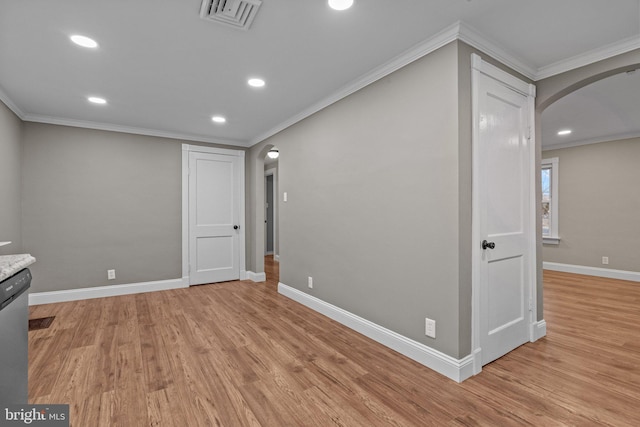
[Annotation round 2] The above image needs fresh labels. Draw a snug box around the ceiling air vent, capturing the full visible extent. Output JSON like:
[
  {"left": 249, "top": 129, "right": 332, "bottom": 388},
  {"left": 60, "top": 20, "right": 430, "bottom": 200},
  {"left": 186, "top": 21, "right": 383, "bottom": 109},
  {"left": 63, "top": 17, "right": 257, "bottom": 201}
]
[{"left": 200, "top": 0, "right": 263, "bottom": 30}]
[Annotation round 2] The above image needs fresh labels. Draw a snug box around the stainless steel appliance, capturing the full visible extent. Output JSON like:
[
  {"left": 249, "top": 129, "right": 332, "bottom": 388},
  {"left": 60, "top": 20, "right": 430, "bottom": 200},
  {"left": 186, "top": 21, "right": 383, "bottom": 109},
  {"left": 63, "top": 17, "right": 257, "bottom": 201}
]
[{"left": 0, "top": 268, "right": 31, "bottom": 404}]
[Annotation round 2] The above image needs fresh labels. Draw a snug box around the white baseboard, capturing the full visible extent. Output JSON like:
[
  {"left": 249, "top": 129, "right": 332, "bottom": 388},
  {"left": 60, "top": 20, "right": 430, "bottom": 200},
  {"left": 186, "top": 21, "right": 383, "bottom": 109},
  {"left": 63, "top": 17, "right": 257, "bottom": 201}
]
[
  {"left": 246, "top": 271, "right": 266, "bottom": 282},
  {"left": 29, "top": 277, "right": 188, "bottom": 306},
  {"left": 531, "top": 320, "right": 547, "bottom": 341},
  {"left": 278, "top": 282, "right": 475, "bottom": 383},
  {"left": 543, "top": 262, "right": 640, "bottom": 283}
]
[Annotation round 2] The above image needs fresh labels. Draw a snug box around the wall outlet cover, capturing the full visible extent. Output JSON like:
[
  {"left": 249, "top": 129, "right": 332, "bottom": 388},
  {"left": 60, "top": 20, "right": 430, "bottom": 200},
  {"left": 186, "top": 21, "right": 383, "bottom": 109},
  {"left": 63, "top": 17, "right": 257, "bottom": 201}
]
[{"left": 425, "top": 318, "right": 436, "bottom": 338}]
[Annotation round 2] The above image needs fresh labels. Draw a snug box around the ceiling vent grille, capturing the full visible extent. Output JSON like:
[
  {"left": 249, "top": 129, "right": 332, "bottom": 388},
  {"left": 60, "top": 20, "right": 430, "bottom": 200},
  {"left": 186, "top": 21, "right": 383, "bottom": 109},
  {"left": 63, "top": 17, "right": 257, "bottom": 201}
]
[{"left": 199, "top": 0, "right": 263, "bottom": 30}]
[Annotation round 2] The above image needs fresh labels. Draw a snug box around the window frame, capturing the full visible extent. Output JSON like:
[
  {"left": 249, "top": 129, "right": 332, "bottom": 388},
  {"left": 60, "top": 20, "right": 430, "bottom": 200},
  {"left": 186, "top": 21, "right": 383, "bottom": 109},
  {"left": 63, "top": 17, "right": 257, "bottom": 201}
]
[{"left": 541, "top": 157, "right": 560, "bottom": 244}]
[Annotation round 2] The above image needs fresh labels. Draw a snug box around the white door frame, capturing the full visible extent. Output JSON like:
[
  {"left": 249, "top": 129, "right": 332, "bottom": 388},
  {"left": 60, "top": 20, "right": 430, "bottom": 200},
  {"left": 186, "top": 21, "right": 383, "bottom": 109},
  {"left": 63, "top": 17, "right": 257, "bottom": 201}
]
[
  {"left": 470, "top": 54, "right": 538, "bottom": 374},
  {"left": 265, "top": 167, "right": 277, "bottom": 258},
  {"left": 182, "top": 144, "right": 246, "bottom": 284}
]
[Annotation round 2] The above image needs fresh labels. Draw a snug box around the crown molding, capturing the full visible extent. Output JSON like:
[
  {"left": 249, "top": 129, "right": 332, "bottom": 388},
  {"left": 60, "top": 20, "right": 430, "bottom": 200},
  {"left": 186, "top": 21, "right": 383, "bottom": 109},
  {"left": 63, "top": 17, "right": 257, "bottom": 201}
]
[
  {"left": 535, "top": 34, "right": 640, "bottom": 80},
  {"left": 542, "top": 130, "right": 640, "bottom": 151},
  {"left": 251, "top": 21, "right": 540, "bottom": 146},
  {"left": 22, "top": 114, "right": 250, "bottom": 147},
  {"left": 458, "top": 22, "right": 537, "bottom": 80},
  {"left": 4, "top": 21, "right": 639, "bottom": 147},
  {"left": 250, "top": 21, "right": 463, "bottom": 145},
  {"left": 0, "top": 85, "right": 26, "bottom": 119}
]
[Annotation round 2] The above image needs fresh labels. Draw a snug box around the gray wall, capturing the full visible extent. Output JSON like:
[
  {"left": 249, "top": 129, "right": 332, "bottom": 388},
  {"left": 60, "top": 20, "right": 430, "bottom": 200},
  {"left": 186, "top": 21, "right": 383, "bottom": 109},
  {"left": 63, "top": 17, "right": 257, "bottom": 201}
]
[
  {"left": 249, "top": 42, "right": 464, "bottom": 358},
  {"left": 542, "top": 137, "right": 640, "bottom": 272},
  {"left": 22, "top": 123, "right": 183, "bottom": 292},
  {"left": 0, "top": 100, "right": 22, "bottom": 255}
]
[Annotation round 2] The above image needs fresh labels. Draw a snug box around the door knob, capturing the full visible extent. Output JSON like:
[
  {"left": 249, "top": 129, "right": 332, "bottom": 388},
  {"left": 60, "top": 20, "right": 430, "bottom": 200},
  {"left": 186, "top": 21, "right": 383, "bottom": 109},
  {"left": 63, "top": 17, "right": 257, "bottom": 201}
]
[
  {"left": 482, "top": 240, "right": 495, "bottom": 250},
  {"left": 234, "top": 225, "right": 239, "bottom": 230}
]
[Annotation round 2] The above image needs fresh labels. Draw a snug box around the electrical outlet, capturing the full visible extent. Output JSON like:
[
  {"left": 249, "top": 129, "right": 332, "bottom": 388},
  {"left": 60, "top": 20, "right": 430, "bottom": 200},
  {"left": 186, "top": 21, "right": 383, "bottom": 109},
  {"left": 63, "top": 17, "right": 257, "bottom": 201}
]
[
  {"left": 602, "top": 256, "right": 609, "bottom": 265},
  {"left": 107, "top": 269, "right": 116, "bottom": 280},
  {"left": 308, "top": 276, "right": 313, "bottom": 289},
  {"left": 425, "top": 318, "right": 436, "bottom": 338}
]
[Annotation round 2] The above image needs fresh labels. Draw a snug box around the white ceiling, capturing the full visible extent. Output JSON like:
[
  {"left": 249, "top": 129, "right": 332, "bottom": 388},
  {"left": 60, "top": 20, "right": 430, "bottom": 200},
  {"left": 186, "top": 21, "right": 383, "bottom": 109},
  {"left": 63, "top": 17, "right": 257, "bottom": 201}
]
[
  {"left": 1, "top": 0, "right": 639, "bottom": 148},
  {"left": 542, "top": 69, "right": 640, "bottom": 150}
]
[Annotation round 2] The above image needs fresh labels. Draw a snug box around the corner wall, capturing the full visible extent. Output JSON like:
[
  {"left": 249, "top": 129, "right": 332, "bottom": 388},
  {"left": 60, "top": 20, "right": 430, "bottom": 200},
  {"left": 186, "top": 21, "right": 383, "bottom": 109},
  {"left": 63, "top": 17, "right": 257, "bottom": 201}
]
[
  {"left": 249, "top": 42, "right": 463, "bottom": 358},
  {"left": 0, "top": 100, "right": 22, "bottom": 254}
]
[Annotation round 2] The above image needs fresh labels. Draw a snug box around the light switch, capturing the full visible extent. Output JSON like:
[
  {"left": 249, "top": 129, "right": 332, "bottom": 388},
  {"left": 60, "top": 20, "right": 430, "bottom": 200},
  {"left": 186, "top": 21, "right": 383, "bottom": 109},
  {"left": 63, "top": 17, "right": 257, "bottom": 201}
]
[{"left": 283, "top": 192, "right": 288, "bottom": 202}]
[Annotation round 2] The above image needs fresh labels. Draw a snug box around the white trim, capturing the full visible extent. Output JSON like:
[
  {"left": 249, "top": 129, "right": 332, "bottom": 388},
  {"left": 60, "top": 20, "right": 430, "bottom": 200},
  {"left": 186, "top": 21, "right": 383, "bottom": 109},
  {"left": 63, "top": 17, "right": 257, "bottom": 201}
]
[
  {"left": 0, "top": 85, "right": 26, "bottom": 119},
  {"left": 543, "top": 237, "right": 560, "bottom": 245},
  {"left": 459, "top": 22, "right": 537, "bottom": 80},
  {"left": 526, "top": 82, "right": 539, "bottom": 343},
  {"left": 28, "top": 278, "right": 188, "bottom": 306},
  {"left": 23, "top": 114, "right": 250, "bottom": 147},
  {"left": 535, "top": 34, "right": 640, "bottom": 80},
  {"left": 181, "top": 144, "right": 246, "bottom": 286},
  {"left": 250, "top": 22, "right": 461, "bottom": 145},
  {"left": 278, "top": 283, "right": 475, "bottom": 383},
  {"left": 246, "top": 271, "right": 266, "bottom": 282},
  {"left": 2, "top": 25, "right": 637, "bottom": 154},
  {"left": 543, "top": 262, "right": 640, "bottom": 283},
  {"left": 471, "top": 53, "right": 534, "bottom": 96},
  {"left": 0, "top": 241, "right": 11, "bottom": 247},
  {"left": 541, "top": 157, "right": 559, "bottom": 242},
  {"left": 542, "top": 131, "right": 640, "bottom": 151},
  {"left": 274, "top": 254, "right": 280, "bottom": 262},
  {"left": 531, "top": 320, "right": 547, "bottom": 342}
]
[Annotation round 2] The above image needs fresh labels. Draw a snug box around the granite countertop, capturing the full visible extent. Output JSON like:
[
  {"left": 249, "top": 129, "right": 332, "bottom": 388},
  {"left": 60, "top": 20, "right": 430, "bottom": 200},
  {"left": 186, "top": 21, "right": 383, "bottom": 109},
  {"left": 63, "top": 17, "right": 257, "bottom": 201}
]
[{"left": 0, "top": 254, "right": 36, "bottom": 282}]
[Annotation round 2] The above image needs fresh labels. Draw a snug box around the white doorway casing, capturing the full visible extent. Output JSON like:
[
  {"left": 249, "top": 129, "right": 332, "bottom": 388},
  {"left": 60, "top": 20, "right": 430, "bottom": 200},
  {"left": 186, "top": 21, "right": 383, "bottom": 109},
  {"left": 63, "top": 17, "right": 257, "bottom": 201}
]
[
  {"left": 471, "top": 54, "right": 542, "bottom": 374},
  {"left": 182, "top": 144, "right": 246, "bottom": 285}
]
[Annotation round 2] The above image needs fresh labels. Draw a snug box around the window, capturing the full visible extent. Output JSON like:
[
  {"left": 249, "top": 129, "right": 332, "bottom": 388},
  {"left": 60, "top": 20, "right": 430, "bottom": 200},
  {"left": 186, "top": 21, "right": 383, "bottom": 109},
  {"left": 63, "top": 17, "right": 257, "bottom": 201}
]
[{"left": 541, "top": 157, "right": 559, "bottom": 244}]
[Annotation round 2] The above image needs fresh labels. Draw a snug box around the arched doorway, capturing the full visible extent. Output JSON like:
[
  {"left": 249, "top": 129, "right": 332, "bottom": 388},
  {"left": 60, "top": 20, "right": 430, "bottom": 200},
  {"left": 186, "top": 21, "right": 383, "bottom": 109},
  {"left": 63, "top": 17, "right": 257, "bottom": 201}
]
[
  {"left": 251, "top": 144, "right": 280, "bottom": 283},
  {"left": 534, "top": 51, "right": 640, "bottom": 320}
]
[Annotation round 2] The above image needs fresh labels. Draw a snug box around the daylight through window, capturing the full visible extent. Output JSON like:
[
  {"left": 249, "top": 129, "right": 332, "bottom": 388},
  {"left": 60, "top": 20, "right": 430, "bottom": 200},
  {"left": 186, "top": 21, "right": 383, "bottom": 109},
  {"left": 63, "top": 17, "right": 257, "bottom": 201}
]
[{"left": 541, "top": 157, "right": 559, "bottom": 244}]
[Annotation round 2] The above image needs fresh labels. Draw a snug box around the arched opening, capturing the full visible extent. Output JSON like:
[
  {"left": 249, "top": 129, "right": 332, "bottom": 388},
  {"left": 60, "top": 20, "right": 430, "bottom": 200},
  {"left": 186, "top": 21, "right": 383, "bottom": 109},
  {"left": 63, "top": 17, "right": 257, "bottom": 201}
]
[
  {"left": 539, "top": 62, "right": 640, "bottom": 276},
  {"left": 264, "top": 147, "right": 279, "bottom": 284},
  {"left": 252, "top": 144, "right": 280, "bottom": 285},
  {"left": 532, "top": 52, "right": 640, "bottom": 323}
]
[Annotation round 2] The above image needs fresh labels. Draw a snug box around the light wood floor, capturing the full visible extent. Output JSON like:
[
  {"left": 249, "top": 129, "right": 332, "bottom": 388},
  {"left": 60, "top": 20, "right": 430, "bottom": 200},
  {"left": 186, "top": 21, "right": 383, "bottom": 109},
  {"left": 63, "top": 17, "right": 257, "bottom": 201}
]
[{"left": 28, "top": 258, "right": 640, "bottom": 426}]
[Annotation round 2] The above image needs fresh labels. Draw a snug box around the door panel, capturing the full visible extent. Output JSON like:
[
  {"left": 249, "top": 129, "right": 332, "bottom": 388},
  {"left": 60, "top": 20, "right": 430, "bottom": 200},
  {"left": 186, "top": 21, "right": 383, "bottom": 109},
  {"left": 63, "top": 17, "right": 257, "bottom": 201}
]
[
  {"left": 189, "top": 152, "right": 241, "bottom": 284},
  {"left": 487, "top": 255, "right": 524, "bottom": 333},
  {"left": 477, "top": 71, "right": 533, "bottom": 366}
]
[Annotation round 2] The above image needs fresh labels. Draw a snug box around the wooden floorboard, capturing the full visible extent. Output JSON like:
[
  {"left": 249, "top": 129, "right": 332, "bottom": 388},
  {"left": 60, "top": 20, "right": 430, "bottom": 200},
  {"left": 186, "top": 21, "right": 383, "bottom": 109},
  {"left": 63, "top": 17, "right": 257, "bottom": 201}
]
[{"left": 28, "top": 259, "right": 640, "bottom": 426}]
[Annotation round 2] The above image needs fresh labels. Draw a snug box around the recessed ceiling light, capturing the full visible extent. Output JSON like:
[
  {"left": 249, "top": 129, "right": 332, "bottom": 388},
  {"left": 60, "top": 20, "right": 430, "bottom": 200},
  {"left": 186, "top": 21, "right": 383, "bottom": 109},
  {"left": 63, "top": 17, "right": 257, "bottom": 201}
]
[
  {"left": 70, "top": 35, "right": 98, "bottom": 48},
  {"left": 212, "top": 115, "right": 226, "bottom": 123},
  {"left": 328, "top": 0, "right": 354, "bottom": 10},
  {"left": 88, "top": 96, "right": 107, "bottom": 104},
  {"left": 557, "top": 129, "right": 572, "bottom": 136},
  {"left": 248, "top": 78, "right": 265, "bottom": 88}
]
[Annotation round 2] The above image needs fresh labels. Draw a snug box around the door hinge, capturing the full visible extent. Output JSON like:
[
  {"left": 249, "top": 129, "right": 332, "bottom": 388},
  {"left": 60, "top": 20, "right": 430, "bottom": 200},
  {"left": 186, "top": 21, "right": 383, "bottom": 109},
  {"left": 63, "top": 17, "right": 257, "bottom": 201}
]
[
  {"left": 527, "top": 126, "right": 532, "bottom": 141},
  {"left": 528, "top": 298, "right": 533, "bottom": 311}
]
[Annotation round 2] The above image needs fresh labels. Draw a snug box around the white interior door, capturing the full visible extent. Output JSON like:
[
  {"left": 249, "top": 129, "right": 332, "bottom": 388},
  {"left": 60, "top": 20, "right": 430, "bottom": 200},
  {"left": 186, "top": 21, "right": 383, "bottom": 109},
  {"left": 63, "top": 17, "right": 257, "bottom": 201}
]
[
  {"left": 189, "top": 151, "right": 242, "bottom": 284},
  {"left": 472, "top": 55, "right": 536, "bottom": 368}
]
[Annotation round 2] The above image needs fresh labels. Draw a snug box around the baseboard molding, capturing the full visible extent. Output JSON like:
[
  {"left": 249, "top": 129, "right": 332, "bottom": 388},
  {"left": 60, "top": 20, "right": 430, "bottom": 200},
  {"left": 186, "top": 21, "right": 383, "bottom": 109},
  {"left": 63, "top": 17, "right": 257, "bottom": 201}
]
[
  {"left": 278, "top": 283, "right": 475, "bottom": 383},
  {"left": 29, "top": 278, "right": 188, "bottom": 306},
  {"left": 543, "top": 262, "right": 640, "bottom": 283},
  {"left": 532, "top": 320, "right": 547, "bottom": 341},
  {"left": 246, "top": 271, "right": 266, "bottom": 282}
]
